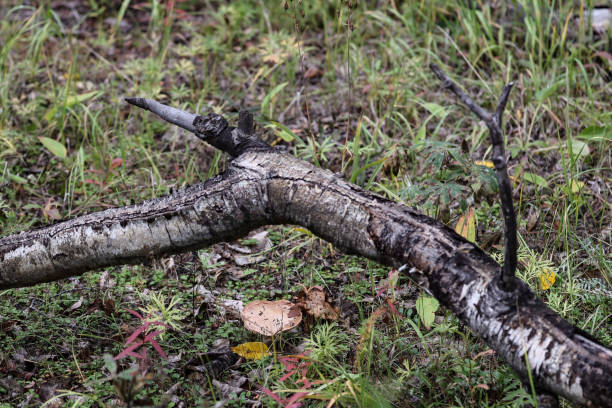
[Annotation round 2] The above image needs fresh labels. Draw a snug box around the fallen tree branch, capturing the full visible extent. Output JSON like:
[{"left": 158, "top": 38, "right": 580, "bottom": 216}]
[{"left": 1, "top": 81, "right": 611, "bottom": 406}]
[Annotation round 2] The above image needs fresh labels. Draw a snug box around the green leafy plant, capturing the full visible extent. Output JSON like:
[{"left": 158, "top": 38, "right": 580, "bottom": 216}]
[
  {"left": 304, "top": 322, "right": 350, "bottom": 363},
  {"left": 139, "top": 292, "right": 186, "bottom": 338}
]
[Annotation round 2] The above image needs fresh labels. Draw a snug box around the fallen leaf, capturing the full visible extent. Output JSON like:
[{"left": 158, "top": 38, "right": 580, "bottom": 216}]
[
  {"left": 232, "top": 342, "right": 270, "bottom": 360},
  {"left": 218, "top": 299, "right": 244, "bottom": 320},
  {"left": 523, "top": 172, "right": 549, "bottom": 188},
  {"left": 213, "top": 379, "right": 245, "bottom": 401},
  {"left": 527, "top": 207, "right": 540, "bottom": 232},
  {"left": 304, "top": 66, "right": 323, "bottom": 79},
  {"left": 472, "top": 383, "right": 490, "bottom": 391},
  {"left": 109, "top": 157, "right": 123, "bottom": 170},
  {"left": 67, "top": 296, "right": 84, "bottom": 312},
  {"left": 455, "top": 207, "right": 476, "bottom": 243},
  {"left": 249, "top": 230, "right": 273, "bottom": 252},
  {"left": 570, "top": 179, "right": 584, "bottom": 194},
  {"left": 103, "top": 298, "right": 115, "bottom": 315},
  {"left": 474, "top": 160, "right": 494, "bottom": 168},
  {"left": 230, "top": 230, "right": 273, "bottom": 266},
  {"left": 233, "top": 254, "right": 265, "bottom": 266},
  {"left": 539, "top": 267, "right": 556, "bottom": 290},
  {"left": 472, "top": 349, "right": 495, "bottom": 360},
  {"left": 416, "top": 294, "right": 439, "bottom": 329},
  {"left": 296, "top": 286, "right": 339, "bottom": 320},
  {"left": 99, "top": 270, "right": 115, "bottom": 290},
  {"left": 42, "top": 198, "right": 61, "bottom": 221}
]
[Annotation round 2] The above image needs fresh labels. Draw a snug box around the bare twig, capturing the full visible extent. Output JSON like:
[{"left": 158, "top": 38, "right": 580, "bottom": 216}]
[
  {"left": 429, "top": 63, "right": 517, "bottom": 291},
  {"left": 125, "top": 98, "right": 196, "bottom": 133}
]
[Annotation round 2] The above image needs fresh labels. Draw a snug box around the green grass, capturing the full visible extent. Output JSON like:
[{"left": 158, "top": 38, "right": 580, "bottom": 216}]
[{"left": 0, "top": 0, "right": 610, "bottom": 406}]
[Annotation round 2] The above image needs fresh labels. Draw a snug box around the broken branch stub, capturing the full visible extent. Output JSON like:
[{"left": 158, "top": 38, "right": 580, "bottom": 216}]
[{"left": 192, "top": 111, "right": 270, "bottom": 157}]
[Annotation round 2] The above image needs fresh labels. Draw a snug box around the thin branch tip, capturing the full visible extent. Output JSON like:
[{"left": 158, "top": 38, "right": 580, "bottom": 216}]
[
  {"left": 429, "top": 63, "right": 445, "bottom": 82},
  {"left": 494, "top": 83, "right": 515, "bottom": 123},
  {"left": 125, "top": 97, "right": 148, "bottom": 110}
]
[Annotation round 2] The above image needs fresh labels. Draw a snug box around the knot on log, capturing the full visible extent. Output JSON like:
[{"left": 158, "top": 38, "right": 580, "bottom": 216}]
[{"left": 193, "top": 113, "right": 229, "bottom": 139}]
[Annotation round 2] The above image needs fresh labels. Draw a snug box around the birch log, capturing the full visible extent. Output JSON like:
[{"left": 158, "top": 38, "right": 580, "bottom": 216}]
[{"left": 0, "top": 102, "right": 610, "bottom": 407}]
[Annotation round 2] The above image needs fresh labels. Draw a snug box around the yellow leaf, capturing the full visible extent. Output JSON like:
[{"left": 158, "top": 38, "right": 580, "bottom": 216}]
[
  {"left": 455, "top": 207, "right": 476, "bottom": 243},
  {"left": 570, "top": 179, "right": 584, "bottom": 193},
  {"left": 475, "top": 160, "right": 494, "bottom": 168},
  {"left": 291, "top": 227, "right": 313, "bottom": 236},
  {"left": 263, "top": 53, "right": 281, "bottom": 65},
  {"left": 539, "top": 268, "right": 556, "bottom": 290},
  {"left": 232, "top": 342, "right": 270, "bottom": 360},
  {"left": 63, "top": 72, "right": 80, "bottom": 80}
]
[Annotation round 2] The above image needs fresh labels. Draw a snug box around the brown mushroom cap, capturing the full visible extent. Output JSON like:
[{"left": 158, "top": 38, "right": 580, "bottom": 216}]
[{"left": 241, "top": 300, "right": 302, "bottom": 336}]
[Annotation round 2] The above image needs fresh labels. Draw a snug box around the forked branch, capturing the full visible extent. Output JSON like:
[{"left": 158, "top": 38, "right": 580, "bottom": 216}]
[{"left": 430, "top": 63, "right": 517, "bottom": 291}]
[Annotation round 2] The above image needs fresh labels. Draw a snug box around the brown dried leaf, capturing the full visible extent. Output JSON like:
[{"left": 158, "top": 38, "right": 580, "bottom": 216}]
[
  {"left": 230, "top": 230, "right": 272, "bottom": 266},
  {"left": 527, "top": 207, "right": 540, "bottom": 232},
  {"left": 304, "top": 66, "right": 323, "bottom": 79},
  {"left": 296, "top": 286, "right": 339, "bottom": 320},
  {"left": 99, "top": 270, "right": 115, "bottom": 290},
  {"left": 67, "top": 296, "right": 84, "bottom": 312},
  {"left": 42, "top": 198, "right": 61, "bottom": 221}
]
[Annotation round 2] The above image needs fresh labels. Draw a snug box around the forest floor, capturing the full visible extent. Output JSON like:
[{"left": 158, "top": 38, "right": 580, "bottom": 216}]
[{"left": 0, "top": 1, "right": 610, "bottom": 407}]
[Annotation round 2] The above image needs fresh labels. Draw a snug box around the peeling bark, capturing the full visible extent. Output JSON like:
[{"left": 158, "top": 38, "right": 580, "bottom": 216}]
[{"left": 1, "top": 106, "right": 611, "bottom": 407}]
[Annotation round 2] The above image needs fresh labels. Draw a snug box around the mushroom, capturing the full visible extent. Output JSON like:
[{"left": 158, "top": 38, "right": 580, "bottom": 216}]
[{"left": 241, "top": 300, "right": 302, "bottom": 336}]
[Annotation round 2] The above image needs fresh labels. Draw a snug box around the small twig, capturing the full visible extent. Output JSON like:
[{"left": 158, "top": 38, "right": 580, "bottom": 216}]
[
  {"left": 290, "top": 1, "right": 318, "bottom": 162},
  {"left": 429, "top": 64, "right": 517, "bottom": 291},
  {"left": 125, "top": 98, "right": 196, "bottom": 133},
  {"left": 341, "top": 1, "right": 354, "bottom": 171}
]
